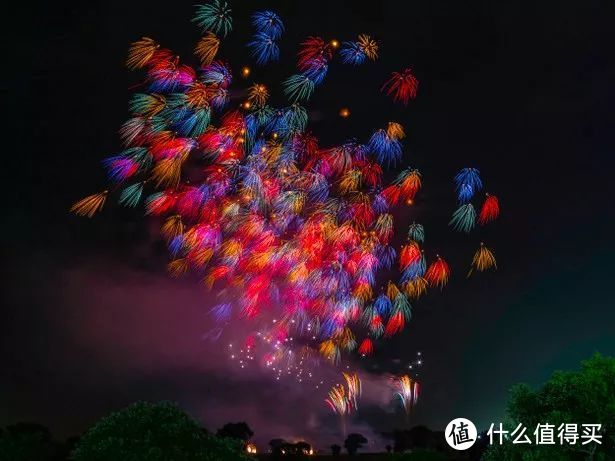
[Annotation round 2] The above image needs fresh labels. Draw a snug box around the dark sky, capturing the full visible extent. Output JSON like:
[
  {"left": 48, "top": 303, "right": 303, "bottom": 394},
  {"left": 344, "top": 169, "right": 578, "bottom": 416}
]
[{"left": 3, "top": 0, "right": 615, "bottom": 450}]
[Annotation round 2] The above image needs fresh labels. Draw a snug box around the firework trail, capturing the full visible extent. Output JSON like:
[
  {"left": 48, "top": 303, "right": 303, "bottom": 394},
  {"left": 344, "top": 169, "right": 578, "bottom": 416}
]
[
  {"left": 394, "top": 374, "right": 420, "bottom": 424},
  {"left": 325, "top": 371, "right": 361, "bottom": 436},
  {"left": 326, "top": 383, "right": 350, "bottom": 436},
  {"left": 343, "top": 372, "right": 362, "bottom": 410}
]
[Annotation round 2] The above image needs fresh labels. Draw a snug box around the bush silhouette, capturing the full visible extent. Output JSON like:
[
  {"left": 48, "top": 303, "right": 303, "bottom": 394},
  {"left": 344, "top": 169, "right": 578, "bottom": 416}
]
[
  {"left": 344, "top": 433, "right": 368, "bottom": 455},
  {"left": 71, "top": 401, "right": 248, "bottom": 461}
]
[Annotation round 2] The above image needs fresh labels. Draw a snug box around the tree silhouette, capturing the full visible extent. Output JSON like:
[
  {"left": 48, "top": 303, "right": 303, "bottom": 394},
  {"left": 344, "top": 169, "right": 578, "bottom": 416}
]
[
  {"left": 331, "top": 444, "right": 342, "bottom": 455},
  {"left": 216, "top": 422, "right": 254, "bottom": 441},
  {"left": 385, "top": 444, "right": 392, "bottom": 453},
  {"left": 71, "top": 401, "right": 249, "bottom": 461},
  {"left": 0, "top": 423, "right": 60, "bottom": 461},
  {"left": 483, "top": 353, "right": 615, "bottom": 461},
  {"left": 391, "top": 426, "right": 434, "bottom": 452},
  {"left": 344, "top": 433, "right": 368, "bottom": 455}
]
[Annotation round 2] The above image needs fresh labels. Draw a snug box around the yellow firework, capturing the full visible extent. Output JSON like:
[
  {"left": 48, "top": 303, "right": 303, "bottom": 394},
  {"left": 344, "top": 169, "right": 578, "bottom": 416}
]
[
  {"left": 325, "top": 384, "right": 348, "bottom": 415},
  {"left": 247, "top": 84, "right": 269, "bottom": 107},
  {"left": 358, "top": 34, "right": 379, "bottom": 61},
  {"left": 395, "top": 375, "right": 419, "bottom": 415},
  {"left": 468, "top": 243, "right": 497, "bottom": 276}
]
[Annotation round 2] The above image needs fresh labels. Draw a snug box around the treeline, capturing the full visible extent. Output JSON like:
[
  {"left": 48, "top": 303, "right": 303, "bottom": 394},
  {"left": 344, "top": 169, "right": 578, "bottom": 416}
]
[
  {"left": 1, "top": 354, "right": 612, "bottom": 461},
  {"left": 0, "top": 403, "right": 251, "bottom": 461}
]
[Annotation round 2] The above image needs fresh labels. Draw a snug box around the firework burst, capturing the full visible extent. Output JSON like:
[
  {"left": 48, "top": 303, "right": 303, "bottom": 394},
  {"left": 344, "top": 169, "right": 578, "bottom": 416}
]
[
  {"left": 71, "top": 2, "right": 500, "bottom": 387},
  {"left": 394, "top": 374, "right": 420, "bottom": 417}
]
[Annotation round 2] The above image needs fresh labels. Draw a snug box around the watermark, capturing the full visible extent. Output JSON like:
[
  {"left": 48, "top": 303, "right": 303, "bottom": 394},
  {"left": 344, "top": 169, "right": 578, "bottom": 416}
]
[
  {"left": 488, "top": 423, "right": 603, "bottom": 446},
  {"left": 445, "top": 418, "right": 477, "bottom": 450},
  {"left": 445, "top": 419, "right": 603, "bottom": 451}
]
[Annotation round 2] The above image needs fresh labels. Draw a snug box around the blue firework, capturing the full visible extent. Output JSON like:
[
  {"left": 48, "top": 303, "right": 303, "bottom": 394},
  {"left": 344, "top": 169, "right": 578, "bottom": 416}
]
[
  {"left": 210, "top": 302, "right": 232, "bottom": 322},
  {"left": 340, "top": 41, "right": 367, "bottom": 65},
  {"left": 301, "top": 58, "right": 328, "bottom": 85},
  {"left": 401, "top": 255, "right": 426, "bottom": 282},
  {"left": 173, "top": 107, "right": 211, "bottom": 137},
  {"left": 455, "top": 168, "right": 482, "bottom": 192},
  {"left": 457, "top": 183, "right": 474, "bottom": 203},
  {"left": 251, "top": 10, "right": 284, "bottom": 39},
  {"left": 247, "top": 32, "right": 280, "bottom": 65},
  {"left": 368, "top": 129, "right": 402, "bottom": 167},
  {"left": 201, "top": 61, "right": 232, "bottom": 87},
  {"left": 374, "top": 294, "right": 392, "bottom": 316}
]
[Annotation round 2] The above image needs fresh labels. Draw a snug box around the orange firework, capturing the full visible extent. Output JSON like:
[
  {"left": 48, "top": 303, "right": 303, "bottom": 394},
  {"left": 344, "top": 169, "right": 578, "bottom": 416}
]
[
  {"left": 386, "top": 122, "right": 405, "bottom": 140},
  {"left": 468, "top": 243, "right": 497, "bottom": 276},
  {"left": 405, "top": 277, "right": 428, "bottom": 299},
  {"left": 126, "top": 37, "right": 159, "bottom": 70},
  {"left": 194, "top": 32, "right": 220, "bottom": 65},
  {"left": 70, "top": 191, "right": 108, "bottom": 218},
  {"left": 357, "top": 34, "right": 379, "bottom": 60}
]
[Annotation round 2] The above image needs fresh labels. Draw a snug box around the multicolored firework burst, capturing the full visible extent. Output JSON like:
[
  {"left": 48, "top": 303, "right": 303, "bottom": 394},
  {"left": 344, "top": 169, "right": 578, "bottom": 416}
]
[
  {"left": 394, "top": 374, "right": 420, "bottom": 418},
  {"left": 343, "top": 372, "right": 362, "bottom": 410},
  {"left": 325, "top": 372, "right": 361, "bottom": 435},
  {"left": 72, "top": 2, "right": 499, "bottom": 390},
  {"left": 325, "top": 383, "right": 349, "bottom": 435}
]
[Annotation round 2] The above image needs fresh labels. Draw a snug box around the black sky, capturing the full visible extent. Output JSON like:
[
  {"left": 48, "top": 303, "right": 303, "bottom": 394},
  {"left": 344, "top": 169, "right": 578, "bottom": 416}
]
[{"left": 3, "top": 0, "right": 615, "bottom": 449}]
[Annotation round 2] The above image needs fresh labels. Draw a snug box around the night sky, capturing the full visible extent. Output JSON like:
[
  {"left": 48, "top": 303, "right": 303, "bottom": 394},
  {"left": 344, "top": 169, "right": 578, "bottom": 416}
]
[{"left": 4, "top": 0, "right": 615, "bottom": 450}]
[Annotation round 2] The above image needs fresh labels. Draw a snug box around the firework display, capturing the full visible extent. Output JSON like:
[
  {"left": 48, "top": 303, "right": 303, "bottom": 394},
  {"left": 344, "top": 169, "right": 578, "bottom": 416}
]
[
  {"left": 325, "top": 372, "right": 362, "bottom": 435},
  {"left": 394, "top": 374, "right": 420, "bottom": 416},
  {"left": 72, "top": 2, "right": 500, "bottom": 379}
]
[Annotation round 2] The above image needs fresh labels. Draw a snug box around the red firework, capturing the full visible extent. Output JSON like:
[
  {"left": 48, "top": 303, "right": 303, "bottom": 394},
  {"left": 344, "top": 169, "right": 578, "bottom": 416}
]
[
  {"left": 297, "top": 36, "right": 333, "bottom": 71},
  {"left": 425, "top": 256, "right": 450, "bottom": 289},
  {"left": 381, "top": 185, "right": 401, "bottom": 206},
  {"left": 400, "top": 242, "right": 422, "bottom": 270},
  {"left": 381, "top": 68, "right": 419, "bottom": 105},
  {"left": 478, "top": 194, "right": 500, "bottom": 225},
  {"left": 384, "top": 311, "right": 405, "bottom": 337},
  {"left": 358, "top": 338, "right": 374, "bottom": 356}
]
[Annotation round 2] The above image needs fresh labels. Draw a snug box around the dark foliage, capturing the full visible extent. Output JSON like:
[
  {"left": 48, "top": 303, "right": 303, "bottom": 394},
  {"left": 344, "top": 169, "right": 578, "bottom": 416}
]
[{"left": 344, "top": 433, "right": 368, "bottom": 455}]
